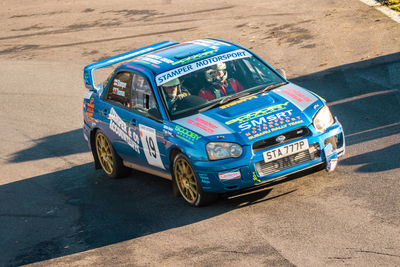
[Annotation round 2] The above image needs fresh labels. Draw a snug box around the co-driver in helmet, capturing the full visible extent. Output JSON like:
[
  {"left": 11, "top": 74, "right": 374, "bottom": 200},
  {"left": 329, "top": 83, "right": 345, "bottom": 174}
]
[{"left": 198, "top": 62, "right": 244, "bottom": 100}]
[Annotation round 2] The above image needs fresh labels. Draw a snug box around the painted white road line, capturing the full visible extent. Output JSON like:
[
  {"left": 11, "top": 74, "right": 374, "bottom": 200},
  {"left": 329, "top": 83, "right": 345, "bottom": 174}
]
[{"left": 328, "top": 89, "right": 399, "bottom": 106}]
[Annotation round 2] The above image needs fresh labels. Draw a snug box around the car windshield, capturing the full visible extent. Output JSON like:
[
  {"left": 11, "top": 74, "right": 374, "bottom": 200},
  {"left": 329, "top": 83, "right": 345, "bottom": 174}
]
[{"left": 157, "top": 51, "right": 285, "bottom": 120}]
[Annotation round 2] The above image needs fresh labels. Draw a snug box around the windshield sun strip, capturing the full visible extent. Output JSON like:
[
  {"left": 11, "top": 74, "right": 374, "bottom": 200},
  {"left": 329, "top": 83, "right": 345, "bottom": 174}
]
[{"left": 155, "top": 49, "right": 252, "bottom": 86}]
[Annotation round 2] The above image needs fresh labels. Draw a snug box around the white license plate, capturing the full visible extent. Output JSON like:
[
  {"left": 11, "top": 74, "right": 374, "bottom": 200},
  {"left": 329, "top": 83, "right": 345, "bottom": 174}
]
[{"left": 263, "top": 139, "right": 309, "bottom": 163}]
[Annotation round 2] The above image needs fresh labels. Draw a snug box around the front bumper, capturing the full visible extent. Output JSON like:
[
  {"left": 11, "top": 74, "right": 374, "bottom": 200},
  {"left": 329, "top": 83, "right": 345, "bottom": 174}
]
[{"left": 192, "top": 120, "right": 345, "bottom": 193}]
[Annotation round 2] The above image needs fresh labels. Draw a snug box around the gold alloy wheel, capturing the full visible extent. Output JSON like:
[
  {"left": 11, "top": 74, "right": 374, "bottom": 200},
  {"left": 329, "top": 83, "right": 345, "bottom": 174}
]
[
  {"left": 96, "top": 132, "right": 114, "bottom": 175},
  {"left": 174, "top": 158, "right": 198, "bottom": 203}
]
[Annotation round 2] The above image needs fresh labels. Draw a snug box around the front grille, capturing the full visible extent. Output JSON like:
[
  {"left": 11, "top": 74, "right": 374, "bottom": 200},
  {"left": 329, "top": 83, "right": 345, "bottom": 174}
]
[
  {"left": 252, "top": 127, "right": 309, "bottom": 151},
  {"left": 255, "top": 143, "right": 319, "bottom": 177}
]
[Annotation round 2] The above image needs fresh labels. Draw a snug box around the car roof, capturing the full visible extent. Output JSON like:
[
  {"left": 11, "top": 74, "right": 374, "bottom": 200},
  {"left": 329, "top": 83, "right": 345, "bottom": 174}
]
[{"left": 124, "top": 39, "right": 239, "bottom": 75}]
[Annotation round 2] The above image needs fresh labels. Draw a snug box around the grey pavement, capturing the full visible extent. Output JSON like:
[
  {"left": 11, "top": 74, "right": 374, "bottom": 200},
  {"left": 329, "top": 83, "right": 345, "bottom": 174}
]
[{"left": 0, "top": 0, "right": 400, "bottom": 266}]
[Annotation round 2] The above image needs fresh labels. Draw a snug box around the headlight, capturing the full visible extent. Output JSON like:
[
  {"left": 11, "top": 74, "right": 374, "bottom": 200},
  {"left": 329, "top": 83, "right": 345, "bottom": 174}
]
[
  {"left": 313, "top": 105, "right": 334, "bottom": 132},
  {"left": 206, "top": 142, "right": 243, "bottom": 160}
]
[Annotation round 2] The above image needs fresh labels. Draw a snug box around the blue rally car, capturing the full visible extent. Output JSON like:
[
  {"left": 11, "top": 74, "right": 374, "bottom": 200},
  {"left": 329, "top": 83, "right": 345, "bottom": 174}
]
[{"left": 83, "top": 39, "right": 345, "bottom": 206}]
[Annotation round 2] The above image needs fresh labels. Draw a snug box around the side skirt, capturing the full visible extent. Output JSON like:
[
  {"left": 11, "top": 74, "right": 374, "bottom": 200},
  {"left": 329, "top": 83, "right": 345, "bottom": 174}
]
[{"left": 123, "top": 161, "right": 172, "bottom": 180}]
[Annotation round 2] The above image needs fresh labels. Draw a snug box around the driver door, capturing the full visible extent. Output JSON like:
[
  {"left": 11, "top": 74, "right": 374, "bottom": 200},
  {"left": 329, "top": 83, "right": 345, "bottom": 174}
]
[{"left": 130, "top": 73, "right": 168, "bottom": 172}]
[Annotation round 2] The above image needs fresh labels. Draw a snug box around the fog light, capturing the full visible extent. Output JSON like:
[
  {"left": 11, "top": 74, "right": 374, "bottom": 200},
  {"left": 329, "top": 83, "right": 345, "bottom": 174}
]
[
  {"left": 218, "top": 170, "right": 241, "bottom": 181},
  {"left": 324, "top": 136, "right": 338, "bottom": 150}
]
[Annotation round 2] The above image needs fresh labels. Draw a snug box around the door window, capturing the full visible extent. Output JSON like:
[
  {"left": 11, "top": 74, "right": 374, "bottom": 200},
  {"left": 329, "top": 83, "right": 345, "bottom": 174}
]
[{"left": 131, "top": 73, "right": 158, "bottom": 116}]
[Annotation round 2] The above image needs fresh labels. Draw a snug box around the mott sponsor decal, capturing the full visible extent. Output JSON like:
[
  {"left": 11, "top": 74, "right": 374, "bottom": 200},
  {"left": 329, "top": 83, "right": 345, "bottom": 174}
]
[
  {"left": 108, "top": 107, "right": 140, "bottom": 153},
  {"left": 225, "top": 102, "right": 290, "bottom": 126},
  {"left": 156, "top": 50, "right": 251, "bottom": 86}
]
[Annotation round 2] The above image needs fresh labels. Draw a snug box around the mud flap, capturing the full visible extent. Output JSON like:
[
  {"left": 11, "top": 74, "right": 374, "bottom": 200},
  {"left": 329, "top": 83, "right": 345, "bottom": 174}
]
[{"left": 323, "top": 143, "right": 338, "bottom": 172}]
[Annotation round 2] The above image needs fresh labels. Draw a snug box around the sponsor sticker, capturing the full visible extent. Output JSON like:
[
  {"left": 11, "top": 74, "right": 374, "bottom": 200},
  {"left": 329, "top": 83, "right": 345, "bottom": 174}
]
[
  {"left": 156, "top": 49, "right": 251, "bottom": 86},
  {"left": 186, "top": 39, "right": 231, "bottom": 49},
  {"left": 186, "top": 117, "right": 218, "bottom": 134},
  {"left": 174, "top": 125, "right": 202, "bottom": 144},
  {"left": 226, "top": 102, "right": 290, "bottom": 126},
  {"left": 171, "top": 49, "right": 218, "bottom": 66},
  {"left": 243, "top": 112, "right": 304, "bottom": 140},
  {"left": 253, "top": 172, "right": 261, "bottom": 183},
  {"left": 112, "top": 87, "right": 125, "bottom": 97},
  {"left": 114, "top": 79, "right": 127, "bottom": 88},
  {"left": 108, "top": 108, "right": 140, "bottom": 154},
  {"left": 273, "top": 87, "right": 318, "bottom": 111},
  {"left": 85, "top": 97, "right": 95, "bottom": 118},
  {"left": 218, "top": 170, "right": 241, "bottom": 181},
  {"left": 139, "top": 124, "right": 165, "bottom": 169},
  {"left": 146, "top": 54, "right": 174, "bottom": 64},
  {"left": 163, "top": 125, "right": 174, "bottom": 137},
  {"left": 175, "top": 114, "right": 231, "bottom": 136},
  {"left": 219, "top": 95, "right": 258, "bottom": 109},
  {"left": 198, "top": 173, "right": 211, "bottom": 184}
]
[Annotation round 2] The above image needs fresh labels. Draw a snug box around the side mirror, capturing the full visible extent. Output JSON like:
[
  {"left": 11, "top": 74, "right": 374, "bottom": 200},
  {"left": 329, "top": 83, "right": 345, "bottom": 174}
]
[{"left": 276, "top": 68, "right": 287, "bottom": 79}]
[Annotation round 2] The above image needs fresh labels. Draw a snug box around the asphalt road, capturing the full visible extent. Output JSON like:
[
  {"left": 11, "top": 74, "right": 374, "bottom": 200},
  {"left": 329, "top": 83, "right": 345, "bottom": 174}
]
[{"left": 1, "top": 0, "right": 400, "bottom": 266}]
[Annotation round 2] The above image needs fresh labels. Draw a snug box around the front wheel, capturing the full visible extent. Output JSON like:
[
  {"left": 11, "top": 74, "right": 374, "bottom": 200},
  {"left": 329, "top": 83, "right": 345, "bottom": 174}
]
[
  {"left": 172, "top": 153, "right": 217, "bottom": 206},
  {"left": 95, "top": 130, "right": 130, "bottom": 179}
]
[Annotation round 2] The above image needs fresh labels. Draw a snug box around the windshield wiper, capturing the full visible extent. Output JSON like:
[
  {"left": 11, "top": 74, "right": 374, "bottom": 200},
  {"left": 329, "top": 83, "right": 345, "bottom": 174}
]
[
  {"left": 199, "top": 91, "right": 250, "bottom": 113},
  {"left": 259, "top": 81, "right": 288, "bottom": 94}
]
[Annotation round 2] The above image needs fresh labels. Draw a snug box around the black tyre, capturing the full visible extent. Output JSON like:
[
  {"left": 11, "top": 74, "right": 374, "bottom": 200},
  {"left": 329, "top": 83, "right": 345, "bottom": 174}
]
[
  {"left": 172, "top": 153, "right": 217, "bottom": 206},
  {"left": 94, "top": 130, "right": 130, "bottom": 179}
]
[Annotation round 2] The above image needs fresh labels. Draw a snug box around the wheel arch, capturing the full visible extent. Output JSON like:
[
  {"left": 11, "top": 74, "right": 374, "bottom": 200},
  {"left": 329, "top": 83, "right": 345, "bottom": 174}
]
[
  {"left": 169, "top": 147, "right": 183, "bottom": 171},
  {"left": 90, "top": 128, "right": 101, "bottom": 169}
]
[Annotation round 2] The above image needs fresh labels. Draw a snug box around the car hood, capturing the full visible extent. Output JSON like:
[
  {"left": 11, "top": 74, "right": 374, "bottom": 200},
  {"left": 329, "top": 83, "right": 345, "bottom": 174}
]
[{"left": 172, "top": 83, "right": 324, "bottom": 145}]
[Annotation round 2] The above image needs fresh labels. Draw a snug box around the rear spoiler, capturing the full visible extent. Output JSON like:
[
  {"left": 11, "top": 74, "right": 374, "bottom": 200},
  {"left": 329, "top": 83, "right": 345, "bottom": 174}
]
[{"left": 83, "top": 41, "right": 177, "bottom": 91}]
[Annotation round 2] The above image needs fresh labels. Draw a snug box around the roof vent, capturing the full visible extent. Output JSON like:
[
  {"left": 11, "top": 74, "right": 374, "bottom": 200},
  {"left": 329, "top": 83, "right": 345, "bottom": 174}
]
[{"left": 174, "top": 48, "right": 207, "bottom": 59}]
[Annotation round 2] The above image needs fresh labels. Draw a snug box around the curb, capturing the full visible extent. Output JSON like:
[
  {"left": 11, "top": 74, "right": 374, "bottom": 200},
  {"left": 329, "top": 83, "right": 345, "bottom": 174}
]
[{"left": 359, "top": 0, "right": 400, "bottom": 23}]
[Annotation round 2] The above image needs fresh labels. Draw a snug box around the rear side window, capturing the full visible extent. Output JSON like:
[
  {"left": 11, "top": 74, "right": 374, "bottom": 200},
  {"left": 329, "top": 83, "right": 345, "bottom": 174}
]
[{"left": 105, "top": 71, "right": 133, "bottom": 108}]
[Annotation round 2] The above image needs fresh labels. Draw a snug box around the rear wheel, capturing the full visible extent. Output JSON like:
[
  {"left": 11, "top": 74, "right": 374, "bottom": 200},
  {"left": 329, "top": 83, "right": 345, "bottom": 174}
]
[
  {"left": 173, "top": 153, "right": 217, "bottom": 206},
  {"left": 95, "top": 130, "right": 130, "bottom": 178}
]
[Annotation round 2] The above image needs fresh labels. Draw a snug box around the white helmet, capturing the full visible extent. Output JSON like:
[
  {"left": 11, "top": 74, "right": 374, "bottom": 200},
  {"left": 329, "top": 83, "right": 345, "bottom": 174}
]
[
  {"left": 162, "top": 78, "right": 180, "bottom": 87},
  {"left": 205, "top": 62, "right": 227, "bottom": 85}
]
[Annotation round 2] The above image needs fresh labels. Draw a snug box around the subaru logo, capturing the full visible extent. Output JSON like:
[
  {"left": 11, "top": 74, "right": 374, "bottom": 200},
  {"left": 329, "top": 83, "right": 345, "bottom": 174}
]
[{"left": 276, "top": 135, "right": 286, "bottom": 143}]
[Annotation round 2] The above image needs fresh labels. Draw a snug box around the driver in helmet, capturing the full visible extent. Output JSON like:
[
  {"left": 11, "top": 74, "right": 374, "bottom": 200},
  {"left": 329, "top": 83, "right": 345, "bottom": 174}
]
[
  {"left": 162, "top": 78, "right": 190, "bottom": 109},
  {"left": 198, "top": 62, "right": 244, "bottom": 100}
]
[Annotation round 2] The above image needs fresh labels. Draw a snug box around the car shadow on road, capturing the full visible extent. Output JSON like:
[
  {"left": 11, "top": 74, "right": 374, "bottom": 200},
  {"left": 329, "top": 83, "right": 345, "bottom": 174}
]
[
  {"left": 7, "top": 129, "right": 90, "bottom": 163},
  {"left": 1, "top": 162, "right": 298, "bottom": 266},
  {"left": 291, "top": 52, "right": 400, "bottom": 172}
]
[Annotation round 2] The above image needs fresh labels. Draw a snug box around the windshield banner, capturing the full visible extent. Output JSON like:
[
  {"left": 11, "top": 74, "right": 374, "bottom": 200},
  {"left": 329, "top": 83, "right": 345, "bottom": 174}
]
[{"left": 156, "top": 49, "right": 251, "bottom": 86}]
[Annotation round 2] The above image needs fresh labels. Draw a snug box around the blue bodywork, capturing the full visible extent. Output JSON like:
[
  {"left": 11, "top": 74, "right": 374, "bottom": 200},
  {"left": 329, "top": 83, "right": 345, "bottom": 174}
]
[{"left": 83, "top": 39, "right": 345, "bottom": 193}]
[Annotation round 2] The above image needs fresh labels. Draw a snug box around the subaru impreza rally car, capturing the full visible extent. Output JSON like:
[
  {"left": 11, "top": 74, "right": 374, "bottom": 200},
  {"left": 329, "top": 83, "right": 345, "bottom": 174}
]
[{"left": 83, "top": 39, "right": 345, "bottom": 206}]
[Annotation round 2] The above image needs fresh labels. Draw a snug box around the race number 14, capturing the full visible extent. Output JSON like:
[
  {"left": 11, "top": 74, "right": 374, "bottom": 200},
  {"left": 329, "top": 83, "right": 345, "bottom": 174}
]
[{"left": 139, "top": 124, "right": 165, "bottom": 169}]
